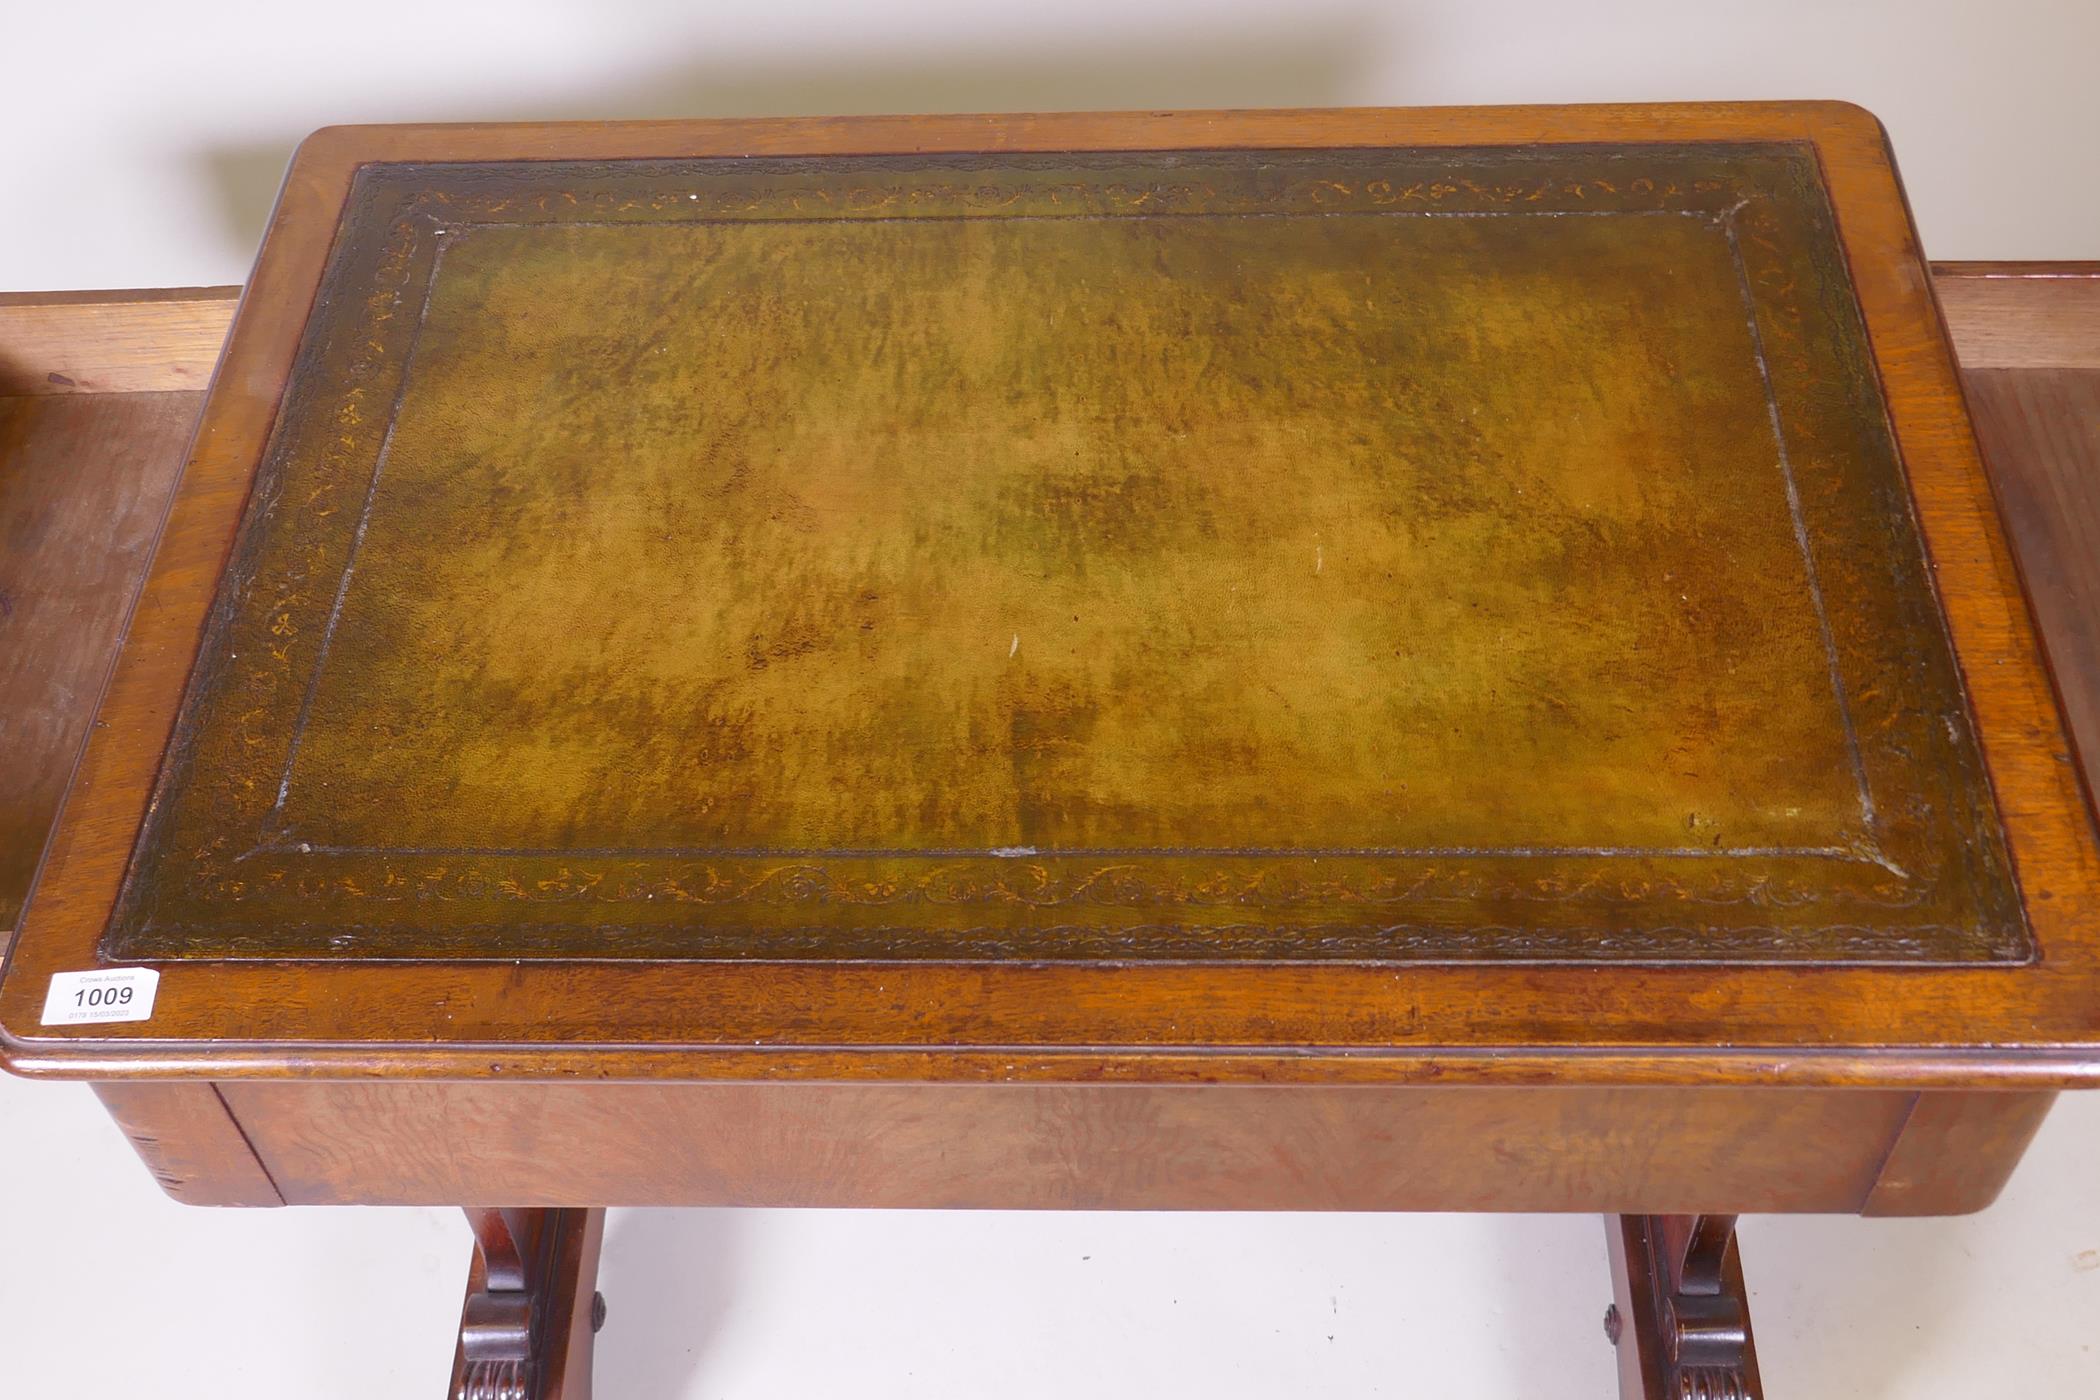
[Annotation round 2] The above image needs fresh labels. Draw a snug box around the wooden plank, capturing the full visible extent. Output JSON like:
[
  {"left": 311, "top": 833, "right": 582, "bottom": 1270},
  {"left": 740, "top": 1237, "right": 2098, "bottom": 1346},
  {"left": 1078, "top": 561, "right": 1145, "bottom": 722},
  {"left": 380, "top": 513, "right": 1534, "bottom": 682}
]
[
  {"left": 220, "top": 1079, "right": 1934, "bottom": 1212},
  {"left": 1934, "top": 262, "right": 2100, "bottom": 369},
  {"left": 1964, "top": 368, "right": 2100, "bottom": 806},
  {"left": 0, "top": 288, "right": 237, "bottom": 395},
  {"left": 0, "top": 393, "right": 204, "bottom": 941}
]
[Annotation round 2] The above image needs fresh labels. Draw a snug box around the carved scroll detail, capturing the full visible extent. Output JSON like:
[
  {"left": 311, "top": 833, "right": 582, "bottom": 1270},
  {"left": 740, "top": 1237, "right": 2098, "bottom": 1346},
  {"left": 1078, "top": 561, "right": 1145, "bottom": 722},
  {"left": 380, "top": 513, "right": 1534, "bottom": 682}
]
[{"left": 1604, "top": 1214, "right": 1762, "bottom": 1400}]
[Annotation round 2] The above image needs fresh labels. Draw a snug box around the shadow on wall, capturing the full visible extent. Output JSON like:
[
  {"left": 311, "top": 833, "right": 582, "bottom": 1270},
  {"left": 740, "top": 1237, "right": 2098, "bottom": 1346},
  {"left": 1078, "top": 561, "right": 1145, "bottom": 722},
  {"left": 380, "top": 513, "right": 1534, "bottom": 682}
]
[{"left": 193, "top": 22, "right": 1385, "bottom": 265}]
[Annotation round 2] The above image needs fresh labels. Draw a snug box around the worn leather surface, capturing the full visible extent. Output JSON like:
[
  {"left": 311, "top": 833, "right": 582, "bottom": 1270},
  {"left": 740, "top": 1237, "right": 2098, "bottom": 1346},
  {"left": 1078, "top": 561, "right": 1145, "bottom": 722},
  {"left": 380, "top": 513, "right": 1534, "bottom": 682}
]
[{"left": 107, "top": 147, "right": 2024, "bottom": 962}]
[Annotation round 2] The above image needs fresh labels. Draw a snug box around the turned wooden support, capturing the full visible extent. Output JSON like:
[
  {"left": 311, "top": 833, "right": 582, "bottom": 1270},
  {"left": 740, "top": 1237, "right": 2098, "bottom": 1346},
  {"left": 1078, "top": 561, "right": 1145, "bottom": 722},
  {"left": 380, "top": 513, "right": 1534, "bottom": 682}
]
[
  {"left": 1604, "top": 1214, "right": 1763, "bottom": 1400},
  {"left": 449, "top": 1208, "right": 608, "bottom": 1400}
]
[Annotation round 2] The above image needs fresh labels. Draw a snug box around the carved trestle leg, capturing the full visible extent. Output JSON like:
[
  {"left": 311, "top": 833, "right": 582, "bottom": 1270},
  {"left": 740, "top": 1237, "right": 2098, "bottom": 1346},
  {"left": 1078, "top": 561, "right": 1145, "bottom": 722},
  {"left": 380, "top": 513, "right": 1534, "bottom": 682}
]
[
  {"left": 449, "top": 1208, "right": 607, "bottom": 1400},
  {"left": 1603, "top": 1214, "right": 1763, "bottom": 1400}
]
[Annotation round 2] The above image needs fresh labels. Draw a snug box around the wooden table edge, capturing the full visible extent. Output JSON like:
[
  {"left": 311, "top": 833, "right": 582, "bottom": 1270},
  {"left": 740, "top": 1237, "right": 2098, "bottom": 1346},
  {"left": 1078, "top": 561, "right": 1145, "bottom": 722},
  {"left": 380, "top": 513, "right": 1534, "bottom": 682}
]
[{"left": 7, "top": 1037, "right": 2100, "bottom": 1089}]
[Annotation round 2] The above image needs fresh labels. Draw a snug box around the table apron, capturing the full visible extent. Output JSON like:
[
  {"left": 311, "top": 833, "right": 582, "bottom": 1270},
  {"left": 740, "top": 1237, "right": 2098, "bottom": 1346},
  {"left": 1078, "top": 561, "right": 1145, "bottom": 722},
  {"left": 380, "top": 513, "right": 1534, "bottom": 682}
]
[{"left": 97, "top": 1080, "right": 2056, "bottom": 1216}]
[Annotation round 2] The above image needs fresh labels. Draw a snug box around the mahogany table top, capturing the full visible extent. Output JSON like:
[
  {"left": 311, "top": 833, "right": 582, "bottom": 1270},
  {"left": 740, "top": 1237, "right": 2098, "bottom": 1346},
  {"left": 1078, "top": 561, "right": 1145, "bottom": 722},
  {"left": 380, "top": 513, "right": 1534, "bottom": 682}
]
[{"left": 4, "top": 105, "right": 2097, "bottom": 1088}]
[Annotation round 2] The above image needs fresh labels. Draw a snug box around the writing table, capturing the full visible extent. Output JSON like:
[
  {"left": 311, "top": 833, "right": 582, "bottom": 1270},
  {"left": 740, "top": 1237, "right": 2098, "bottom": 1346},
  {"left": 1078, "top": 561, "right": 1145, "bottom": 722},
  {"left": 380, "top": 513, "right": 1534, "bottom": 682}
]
[{"left": 4, "top": 106, "right": 2099, "bottom": 1399}]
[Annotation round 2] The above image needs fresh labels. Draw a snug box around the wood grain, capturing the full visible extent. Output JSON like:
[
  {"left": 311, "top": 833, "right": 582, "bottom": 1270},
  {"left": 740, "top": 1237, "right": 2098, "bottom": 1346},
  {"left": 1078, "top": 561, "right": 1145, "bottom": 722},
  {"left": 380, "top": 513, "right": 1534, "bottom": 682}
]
[
  {"left": 1933, "top": 263, "right": 2100, "bottom": 369},
  {"left": 1859, "top": 1089, "right": 2058, "bottom": 1216},
  {"left": 1964, "top": 368, "right": 2100, "bottom": 808},
  {"left": 221, "top": 1080, "right": 1949, "bottom": 1214},
  {"left": 0, "top": 288, "right": 237, "bottom": 395},
  {"left": 92, "top": 1080, "right": 282, "bottom": 1205},
  {"left": 0, "top": 392, "right": 203, "bottom": 938}
]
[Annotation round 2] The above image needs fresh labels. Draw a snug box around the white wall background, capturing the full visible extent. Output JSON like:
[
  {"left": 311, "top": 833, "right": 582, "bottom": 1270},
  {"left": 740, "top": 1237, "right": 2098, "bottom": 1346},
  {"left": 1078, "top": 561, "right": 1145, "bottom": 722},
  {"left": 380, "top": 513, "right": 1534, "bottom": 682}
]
[{"left": 4, "top": 0, "right": 2099, "bottom": 290}]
